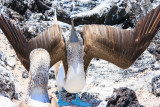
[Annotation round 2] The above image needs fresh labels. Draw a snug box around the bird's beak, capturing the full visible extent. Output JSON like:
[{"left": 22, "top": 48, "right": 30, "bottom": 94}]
[{"left": 69, "top": 19, "right": 79, "bottom": 43}]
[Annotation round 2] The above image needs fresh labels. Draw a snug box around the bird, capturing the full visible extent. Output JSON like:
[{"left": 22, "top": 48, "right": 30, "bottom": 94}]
[
  {"left": 0, "top": 11, "right": 66, "bottom": 107},
  {"left": 0, "top": 4, "right": 160, "bottom": 107},
  {"left": 0, "top": 10, "right": 68, "bottom": 72},
  {"left": 53, "top": 19, "right": 88, "bottom": 106},
  {"left": 18, "top": 48, "right": 59, "bottom": 107},
  {"left": 54, "top": 4, "right": 160, "bottom": 106}
]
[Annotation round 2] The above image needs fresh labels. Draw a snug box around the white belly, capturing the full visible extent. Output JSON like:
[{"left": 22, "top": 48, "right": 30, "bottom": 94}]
[
  {"left": 56, "top": 62, "right": 86, "bottom": 93},
  {"left": 64, "top": 63, "right": 86, "bottom": 93}
]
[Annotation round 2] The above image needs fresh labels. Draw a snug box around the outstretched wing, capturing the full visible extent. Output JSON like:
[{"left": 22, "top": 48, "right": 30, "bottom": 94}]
[
  {"left": 82, "top": 5, "right": 160, "bottom": 72},
  {"left": 0, "top": 14, "right": 67, "bottom": 71}
]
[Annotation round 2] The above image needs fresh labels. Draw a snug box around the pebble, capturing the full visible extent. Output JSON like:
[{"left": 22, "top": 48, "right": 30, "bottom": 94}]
[{"left": 22, "top": 70, "right": 29, "bottom": 78}]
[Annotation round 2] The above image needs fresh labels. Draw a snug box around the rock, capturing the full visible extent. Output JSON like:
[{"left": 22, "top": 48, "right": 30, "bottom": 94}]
[
  {"left": 28, "top": 26, "right": 38, "bottom": 36},
  {"left": 104, "top": 5, "right": 119, "bottom": 25},
  {"left": 152, "top": 62, "right": 160, "bottom": 70},
  {"left": 0, "top": 66, "right": 15, "bottom": 99},
  {"left": 22, "top": 70, "right": 28, "bottom": 78},
  {"left": 49, "top": 66, "right": 55, "bottom": 79},
  {"left": 6, "top": 8, "right": 24, "bottom": 21},
  {"left": 1, "top": 0, "right": 159, "bottom": 39},
  {"left": 25, "top": 9, "right": 32, "bottom": 19},
  {"left": 30, "top": 13, "right": 45, "bottom": 20},
  {"left": 0, "top": 95, "right": 16, "bottom": 107},
  {"left": 0, "top": 50, "right": 6, "bottom": 62},
  {"left": 6, "top": 58, "right": 16, "bottom": 69},
  {"left": 6, "top": 0, "right": 27, "bottom": 15},
  {"left": 0, "top": 0, "right": 160, "bottom": 106},
  {"left": 148, "top": 31, "right": 160, "bottom": 61},
  {"left": 151, "top": 75, "right": 160, "bottom": 97},
  {"left": 35, "top": 0, "right": 51, "bottom": 11},
  {"left": 14, "top": 81, "right": 23, "bottom": 100},
  {"left": 106, "top": 87, "right": 143, "bottom": 107}
]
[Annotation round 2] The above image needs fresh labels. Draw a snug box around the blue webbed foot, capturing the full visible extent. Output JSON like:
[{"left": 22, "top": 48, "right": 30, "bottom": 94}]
[
  {"left": 58, "top": 91, "right": 70, "bottom": 106},
  {"left": 58, "top": 100, "right": 70, "bottom": 106},
  {"left": 71, "top": 93, "right": 91, "bottom": 106}
]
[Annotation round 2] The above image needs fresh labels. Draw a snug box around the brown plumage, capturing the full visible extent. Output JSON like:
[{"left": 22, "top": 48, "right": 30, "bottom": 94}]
[
  {"left": 0, "top": 5, "right": 159, "bottom": 75},
  {"left": 81, "top": 5, "right": 160, "bottom": 73},
  {"left": 0, "top": 14, "right": 68, "bottom": 72}
]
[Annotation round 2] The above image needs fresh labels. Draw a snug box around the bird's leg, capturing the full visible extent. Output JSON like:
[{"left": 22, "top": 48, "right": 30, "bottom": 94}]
[
  {"left": 58, "top": 91, "right": 70, "bottom": 106},
  {"left": 71, "top": 93, "right": 91, "bottom": 106}
]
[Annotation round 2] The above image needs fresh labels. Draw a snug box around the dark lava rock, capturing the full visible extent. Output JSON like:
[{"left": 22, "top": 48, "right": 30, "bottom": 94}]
[
  {"left": 151, "top": 75, "right": 160, "bottom": 97},
  {"left": 49, "top": 68, "right": 55, "bottom": 79},
  {"left": 3, "top": 0, "right": 27, "bottom": 15},
  {"left": 148, "top": 31, "right": 160, "bottom": 61},
  {"left": 104, "top": 5, "right": 133, "bottom": 29},
  {"left": 0, "top": 67, "right": 15, "bottom": 99},
  {"left": 106, "top": 87, "right": 144, "bottom": 107},
  {"left": 35, "top": 0, "right": 51, "bottom": 11}
]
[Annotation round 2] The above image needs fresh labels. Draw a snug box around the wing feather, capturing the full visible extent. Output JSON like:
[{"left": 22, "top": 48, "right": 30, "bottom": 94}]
[
  {"left": 82, "top": 5, "right": 160, "bottom": 72},
  {"left": 0, "top": 14, "right": 67, "bottom": 71}
]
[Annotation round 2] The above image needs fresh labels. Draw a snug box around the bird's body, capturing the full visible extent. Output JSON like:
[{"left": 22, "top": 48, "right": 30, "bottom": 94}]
[
  {"left": 19, "top": 48, "right": 59, "bottom": 107},
  {"left": 55, "top": 37, "right": 85, "bottom": 93},
  {"left": 26, "top": 49, "right": 50, "bottom": 103},
  {"left": 54, "top": 20, "right": 92, "bottom": 106},
  {"left": 55, "top": 60, "right": 85, "bottom": 93}
]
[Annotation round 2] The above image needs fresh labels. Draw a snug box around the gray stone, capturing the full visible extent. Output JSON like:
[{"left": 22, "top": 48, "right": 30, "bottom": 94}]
[
  {"left": 106, "top": 87, "right": 144, "bottom": 107},
  {"left": 49, "top": 67, "right": 55, "bottom": 79},
  {"left": 6, "top": 58, "right": 16, "bottom": 68},
  {"left": 152, "top": 75, "right": 160, "bottom": 97},
  {"left": 0, "top": 66, "right": 15, "bottom": 99},
  {"left": 22, "top": 70, "right": 28, "bottom": 78},
  {"left": 0, "top": 50, "right": 6, "bottom": 61}
]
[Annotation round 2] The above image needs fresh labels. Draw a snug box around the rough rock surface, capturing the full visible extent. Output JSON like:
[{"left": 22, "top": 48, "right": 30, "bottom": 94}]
[
  {"left": 0, "top": 0, "right": 160, "bottom": 107},
  {"left": 151, "top": 75, "right": 160, "bottom": 97},
  {"left": 0, "top": 66, "right": 15, "bottom": 99},
  {"left": 148, "top": 31, "right": 160, "bottom": 61},
  {"left": 106, "top": 87, "right": 143, "bottom": 107},
  {"left": 1, "top": 0, "right": 160, "bottom": 37}
]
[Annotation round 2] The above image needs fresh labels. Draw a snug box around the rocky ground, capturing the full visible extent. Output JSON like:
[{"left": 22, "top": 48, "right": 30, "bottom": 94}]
[{"left": 0, "top": 0, "right": 160, "bottom": 107}]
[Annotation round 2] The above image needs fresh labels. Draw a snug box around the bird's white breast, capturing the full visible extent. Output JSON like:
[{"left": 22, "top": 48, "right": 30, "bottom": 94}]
[
  {"left": 56, "top": 61, "right": 86, "bottom": 93},
  {"left": 30, "top": 86, "right": 49, "bottom": 103},
  {"left": 64, "top": 60, "right": 86, "bottom": 93}
]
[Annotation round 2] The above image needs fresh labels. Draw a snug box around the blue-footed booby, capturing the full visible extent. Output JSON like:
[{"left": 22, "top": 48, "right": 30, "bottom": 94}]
[
  {"left": 54, "top": 19, "right": 90, "bottom": 106},
  {"left": 54, "top": 5, "right": 160, "bottom": 106},
  {"left": 0, "top": 4, "right": 159, "bottom": 107}
]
